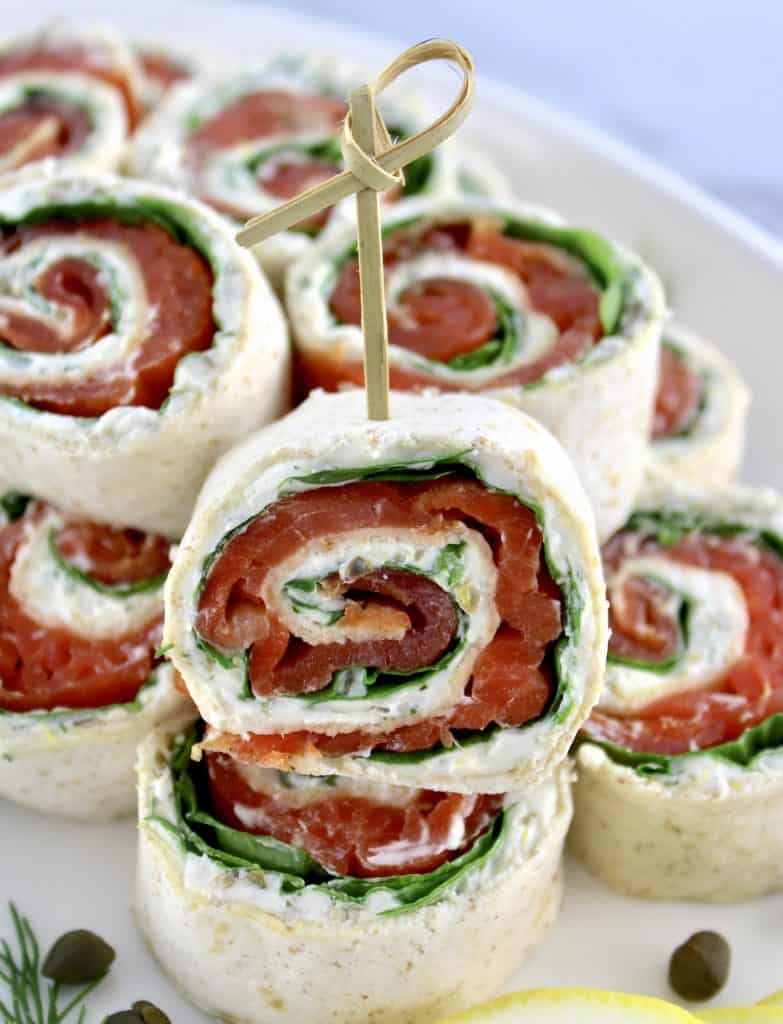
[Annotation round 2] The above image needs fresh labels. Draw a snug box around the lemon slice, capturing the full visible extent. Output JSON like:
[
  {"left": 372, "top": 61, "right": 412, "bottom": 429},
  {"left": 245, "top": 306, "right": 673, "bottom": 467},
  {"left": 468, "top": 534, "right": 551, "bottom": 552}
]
[
  {"left": 758, "top": 994, "right": 783, "bottom": 1008},
  {"left": 698, "top": 1011, "right": 783, "bottom": 1022},
  {"left": 437, "top": 988, "right": 697, "bottom": 1022}
]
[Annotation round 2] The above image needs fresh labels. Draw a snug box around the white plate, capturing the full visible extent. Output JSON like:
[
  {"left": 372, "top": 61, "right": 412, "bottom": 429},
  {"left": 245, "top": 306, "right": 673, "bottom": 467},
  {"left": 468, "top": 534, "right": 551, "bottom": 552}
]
[{"left": 2, "top": 2, "right": 783, "bottom": 1020}]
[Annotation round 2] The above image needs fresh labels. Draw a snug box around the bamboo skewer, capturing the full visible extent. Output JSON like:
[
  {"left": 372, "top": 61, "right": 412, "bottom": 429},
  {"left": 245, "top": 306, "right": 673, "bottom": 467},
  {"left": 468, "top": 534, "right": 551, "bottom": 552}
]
[
  {"left": 235, "top": 39, "right": 475, "bottom": 420},
  {"left": 349, "top": 85, "right": 390, "bottom": 419}
]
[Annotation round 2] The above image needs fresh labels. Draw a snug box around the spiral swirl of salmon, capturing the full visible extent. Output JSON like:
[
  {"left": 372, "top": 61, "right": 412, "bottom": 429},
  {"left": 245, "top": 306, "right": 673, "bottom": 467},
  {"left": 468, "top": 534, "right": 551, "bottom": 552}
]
[
  {"left": 286, "top": 196, "right": 665, "bottom": 539},
  {"left": 0, "top": 175, "right": 290, "bottom": 538},
  {"left": 571, "top": 479, "right": 783, "bottom": 902},
  {"left": 129, "top": 53, "right": 461, "bottom": 288},
  {"left": 163, "top": 390, "right": 607, "bottom": 793},
  {"left": 0, "top": 492, "right": 193, "bottom": 820},
  {"left": 0, "top": 23, "right": 143, "bottom": 129},
  {"left": 0, "top": 72, "right": 128, "bottom": 185},
  {"left": 649, "top": 323, "right": 749, "bottom": 486}
]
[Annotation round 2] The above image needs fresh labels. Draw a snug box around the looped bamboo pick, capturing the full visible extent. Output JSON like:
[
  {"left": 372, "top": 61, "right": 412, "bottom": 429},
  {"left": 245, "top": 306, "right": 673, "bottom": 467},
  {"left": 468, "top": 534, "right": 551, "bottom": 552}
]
[{"left": 235, "top": 39, "right": 475, "bottom": 420}]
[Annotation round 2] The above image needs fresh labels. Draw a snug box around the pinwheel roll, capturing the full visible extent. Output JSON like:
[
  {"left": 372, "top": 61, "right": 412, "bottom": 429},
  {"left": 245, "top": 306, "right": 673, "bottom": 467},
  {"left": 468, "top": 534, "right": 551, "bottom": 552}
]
[
  {"left": 133, "top": 43, "right": 202, "bottom": 114},
  {"left": 0, "top": 72, "right": 127, "bottom": 186},
  {"left": 136, "top": 723, "right": 571, "bottom": 1024},
  {"left": 571, "top": 480, "right": 783, "bottom": 901},
  {"left": 651, "top": 323, "right": 749, "bottom": 485},
  {"left": 0, "top": 175, "right": 290, "bottom": 538},
  {"left": 0, "top": 493, "right": 194, "bottom": 820},
  {"left": 0, "top": 22, "right": 143, "bottom": 129},
  {"left": 164, "top": 390, "right": 607, "bottom": 793},
  {"left": 128, "top": 54, "right": 460, "bottom": 289},
  {"left": 287, "top": 196, "right": 665, "bottom": 539}
]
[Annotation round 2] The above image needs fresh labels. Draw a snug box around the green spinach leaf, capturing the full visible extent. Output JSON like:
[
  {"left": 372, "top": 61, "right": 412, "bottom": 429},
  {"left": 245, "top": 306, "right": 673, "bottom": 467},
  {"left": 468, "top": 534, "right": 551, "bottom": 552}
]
[
  {"left": 502, "top": 216, "right": 627, "bottom": 334},
  {"left": 47, "top": 529, "right": 166, "bottom": 598}
]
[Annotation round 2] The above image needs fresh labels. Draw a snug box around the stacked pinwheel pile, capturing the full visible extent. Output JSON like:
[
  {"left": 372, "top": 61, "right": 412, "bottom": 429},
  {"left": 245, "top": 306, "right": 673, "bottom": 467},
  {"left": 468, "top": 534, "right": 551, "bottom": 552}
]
[{"left": 0, "top": 19, "right": 779, "bottom": 1024}]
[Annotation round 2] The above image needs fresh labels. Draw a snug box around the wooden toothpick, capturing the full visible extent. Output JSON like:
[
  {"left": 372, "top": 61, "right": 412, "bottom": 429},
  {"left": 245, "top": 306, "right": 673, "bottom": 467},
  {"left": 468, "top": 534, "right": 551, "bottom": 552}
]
[
  {"left": 349, "top": 85, "right": 389, "bottom": 420},
  {"left": 234, "top": 39, "right": 475, "bottom": 422}
]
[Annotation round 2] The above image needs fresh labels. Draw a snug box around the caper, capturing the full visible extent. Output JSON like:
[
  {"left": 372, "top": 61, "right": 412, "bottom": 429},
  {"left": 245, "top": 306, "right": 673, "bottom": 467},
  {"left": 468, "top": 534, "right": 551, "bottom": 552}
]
[
  {"left": 344, "top": 557, "right": 369, "bottom": 580},
  {"left": 668, "top": 930, "right": 731, "bottom": 1001},
  {"left": 132, "top": 1000, "right": 172, "bottom": 1024},
  {"left": 42, "top": 928, "right": 115, "bottom": 985},
  {"left": 0, "top": 491, "right": 29, "bottom": 522},
  {"left": 103, "top": 1014, "right": 143, "bottom": 1024}
]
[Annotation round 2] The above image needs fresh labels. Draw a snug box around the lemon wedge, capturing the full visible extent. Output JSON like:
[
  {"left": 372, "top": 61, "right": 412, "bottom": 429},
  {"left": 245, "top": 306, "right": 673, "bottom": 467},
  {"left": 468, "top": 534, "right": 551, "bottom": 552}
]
[
  {"left": 436, "top": 988, "right": 697, "bottom": 1022},
  {"left": 758, "top": 995, "right": 783, "bottom": 1007},
  {"left": 698, "top": 1011, "right": 783, "bottom": 1022}
]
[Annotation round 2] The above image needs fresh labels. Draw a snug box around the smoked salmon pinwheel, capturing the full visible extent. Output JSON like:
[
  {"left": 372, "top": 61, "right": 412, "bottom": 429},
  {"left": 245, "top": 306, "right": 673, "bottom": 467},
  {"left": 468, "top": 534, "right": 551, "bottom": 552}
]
[
  {"left": 163, "top": 390, "right": 608, "bottom": 793},
  {"left": 133, "top": 42, "right": 203, "bottom": 114},
  {"left": 651, "top": 323, "right": 749, "bottom": 485},
  {"left": 0, "top": 492, "right": 194, "bottom": 820},
  {"left": 0, "top": 175, "right": 290, "bottom": 538},
  {"left": 136, "top": 722, "right": 571, "bottom": 1023},
  {"left": 0, "top": 22, "right": 143, "bottom": 130},
  {"left": 570, "top": 479, "right": 783, "bottom": 901},
  {"left": 0, "top": 72, "right": 127, "bottom": 186},
  {"left": 128, "top": 54, "right": 460, "bottom": 289},
  {"left": 286, "top": 196, "right": 665, "bottom": 539}
]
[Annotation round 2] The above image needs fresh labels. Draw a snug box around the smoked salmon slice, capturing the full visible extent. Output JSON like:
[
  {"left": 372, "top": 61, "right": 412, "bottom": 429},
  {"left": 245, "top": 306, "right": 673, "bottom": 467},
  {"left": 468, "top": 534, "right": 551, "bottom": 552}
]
[
  {"left": 0, "top": 93, "right": 90, "bottom": 171},
  {"left": 318, "top": 217, "right": 602, "bottom": 388},
  {"left": 586, "top": 529, "right": 783, "bottom": 755},
  {"left": 653, "top": 343, "right": 703, "bottom": 439},
  {"left": 137, "top": 49, "right": 190, "bottom": 97},
  {"left": 0, "top": 41, "right": 141, "bottom": 128},
  {"left": 647, "top": 325, "right": 750, "bottom": 489},
  {"left": 207, "top": 751, "right": 502, "bottom": 878},
  {"left": 196, "top": 475, "right": 563, "bottom": 756},
  {"left": 187, "top": 89, "right": 345, "bottom": 229},
  {"left": 0, "top": 217, "right": 215, "bottom": 417},
  {"left": 0, "top": 501, "right": 170, "bottom": 712}
]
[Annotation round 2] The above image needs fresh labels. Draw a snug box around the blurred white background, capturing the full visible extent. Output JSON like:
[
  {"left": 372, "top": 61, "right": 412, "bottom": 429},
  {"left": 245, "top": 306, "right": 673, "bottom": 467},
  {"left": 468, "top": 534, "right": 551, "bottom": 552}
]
[{"left": 269, "top": 0, "right": 783, "bottom": 237}]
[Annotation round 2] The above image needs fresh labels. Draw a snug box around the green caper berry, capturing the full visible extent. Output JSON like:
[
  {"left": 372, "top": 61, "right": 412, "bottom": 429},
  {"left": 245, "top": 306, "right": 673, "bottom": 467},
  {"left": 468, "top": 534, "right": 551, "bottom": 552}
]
[
  {"left": 42, "top": 928, "right": 115, "bottom": 985},
  {"left": 103, "top": 1014, "right": 143, "bottom": 1024},
  {"left": 132, "top": 1000, "right": 172, "bottom": 1024},
  {"left": 669, "top": 930, "right": 731, "bottom": 1001}
]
